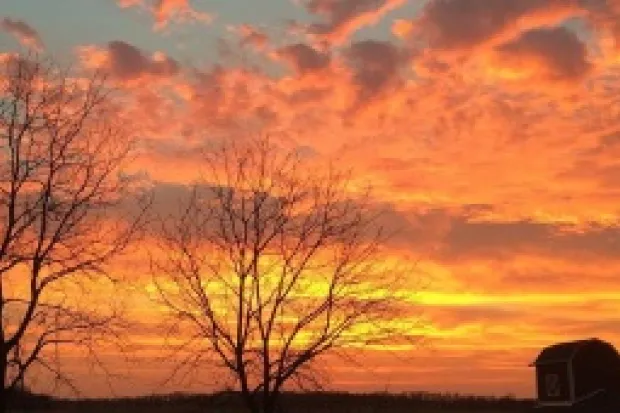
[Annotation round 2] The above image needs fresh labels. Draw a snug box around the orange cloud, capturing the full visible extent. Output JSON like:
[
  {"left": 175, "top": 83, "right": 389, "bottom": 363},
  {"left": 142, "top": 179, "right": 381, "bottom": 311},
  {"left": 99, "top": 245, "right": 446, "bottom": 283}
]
[
  {"left": 153, "top": 0, "right": 212, "bottom": 29},
  {"left": 344, "top": 40, "right": 410, "bottom": 106},
  {"left": 486, "top": 26, "right": 591, "bottom": 83},
  {"left": 78, "top": 41, "right": 179, "bottom": 81},
  {"left": 117, "top": 0, "right": 213, "bottom": 30},
  {"left": 411, "top": 0, "right": 583, "bottom": 53},
  {"left": 0, "top": 18, "right": 43, "bottom": 51},
  {"left": 90, "top": 30, "right": 620, "bottom": 226},
  {"left": 233, "top": 24, "right": 269, "bottom": 51},
  {"left": 305, "top": 0, "right": 406, "bottom": 45},
  {"left": 584, "top": 0, "right": 620, "bottom": 63},
  {"left": 275, "top": 43, "right": 331, "bottom": 74}
]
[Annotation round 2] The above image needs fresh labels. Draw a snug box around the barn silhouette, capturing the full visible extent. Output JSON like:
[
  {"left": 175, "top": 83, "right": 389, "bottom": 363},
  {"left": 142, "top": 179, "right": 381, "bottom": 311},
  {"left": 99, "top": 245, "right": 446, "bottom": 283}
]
[{"left": 531, "top": 338, "right": 620, "bottom": 412}]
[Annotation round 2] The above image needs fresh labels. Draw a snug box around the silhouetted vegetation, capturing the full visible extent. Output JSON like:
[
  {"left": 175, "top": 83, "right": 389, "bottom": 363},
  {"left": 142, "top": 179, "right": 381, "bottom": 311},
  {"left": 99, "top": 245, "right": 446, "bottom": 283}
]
[
  {"left": 0, "top": 53, "right": 149, "bottom": 413},
  {"left": 152, "top": 137, "right": 418, "bottom": 413},
  {"left": 8, "top": 390, "right": 533, "bottom": 413}
]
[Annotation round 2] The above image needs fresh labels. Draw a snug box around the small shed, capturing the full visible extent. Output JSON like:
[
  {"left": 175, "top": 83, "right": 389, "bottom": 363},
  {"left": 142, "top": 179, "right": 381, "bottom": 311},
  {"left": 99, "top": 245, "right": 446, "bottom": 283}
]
[{"left": 531, "top": 338, "right": 620, "bottom": 410}]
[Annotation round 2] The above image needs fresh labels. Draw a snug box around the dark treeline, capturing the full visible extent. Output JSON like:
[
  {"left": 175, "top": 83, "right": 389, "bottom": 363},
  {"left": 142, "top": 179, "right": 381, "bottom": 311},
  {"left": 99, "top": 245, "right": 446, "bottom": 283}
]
[{"left": 8, "top": 389, "right": 533, "bottom": 412}]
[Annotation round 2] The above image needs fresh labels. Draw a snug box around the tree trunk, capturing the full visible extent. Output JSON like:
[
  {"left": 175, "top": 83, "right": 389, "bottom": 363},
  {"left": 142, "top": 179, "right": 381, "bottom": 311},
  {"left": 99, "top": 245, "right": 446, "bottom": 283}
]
[{"left": 0, "top": 352, "right": 7, "bottom": 413}]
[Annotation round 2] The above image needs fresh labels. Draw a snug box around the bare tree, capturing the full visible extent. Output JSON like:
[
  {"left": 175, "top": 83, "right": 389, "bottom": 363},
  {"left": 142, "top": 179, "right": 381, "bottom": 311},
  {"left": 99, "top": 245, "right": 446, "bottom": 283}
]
[
  {"left": 152, "top": 138, "right": 413, "bottom": 413},
  {"left": 0, "top": 54, "right": 148, "bottom": 411}
]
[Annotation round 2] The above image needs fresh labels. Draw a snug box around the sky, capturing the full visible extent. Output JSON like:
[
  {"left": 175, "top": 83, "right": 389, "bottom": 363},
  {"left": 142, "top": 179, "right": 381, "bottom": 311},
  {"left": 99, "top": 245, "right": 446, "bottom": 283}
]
[{"left": 2, "top": 0, "right": 620, "bottom": 399}]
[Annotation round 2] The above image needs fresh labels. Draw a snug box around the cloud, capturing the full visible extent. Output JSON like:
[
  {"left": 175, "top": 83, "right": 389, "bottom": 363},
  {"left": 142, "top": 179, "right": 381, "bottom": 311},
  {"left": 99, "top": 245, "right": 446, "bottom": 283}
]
[
  {"left": 275, "top": 43, "right": 331, "bottom": 74},
  {"left": 361, "top": 203, "right": 620, "bottom": 269},
  {"left": 305, "top": 0, "right": 406, "bottom": 45},
  {"left": 152, "top": 0, "right": 212, "bottom": 29},
  {"left": 117, "top": 0, "right": 141, "bottom": 7},
  {"left": 411, "top": 0, "right": 582, "bottom": 52},
  {"left": 234, "top": 24, "right": 269, "bottom": 51},
  {"left": 583, "top": 0, "right": 620, "bottom": 61},
  {"left": 0, "top": 18, "right": 43, "bottom": 51},
  {"left": 78, "top": 41, "right": 179, "bottom": 81},
  {"left": 599, "top": 130, "right": 620, "bottom": 149},
  {"left": 431, "top": 215, "right": 620, "bottom": 262},
  {"left": 345, "top": 40, "right": 410, "bottom": 103},
  {"left": 488, "top": 26, "right": 591, "bottom": 82},
  {"left": 117, "top": 0, "right": 213, "bottom": 30}
]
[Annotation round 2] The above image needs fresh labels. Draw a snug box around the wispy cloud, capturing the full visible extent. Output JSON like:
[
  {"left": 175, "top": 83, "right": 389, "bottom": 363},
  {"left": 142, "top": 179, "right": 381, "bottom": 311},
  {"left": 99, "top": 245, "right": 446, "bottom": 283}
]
[{"left": 1, "top": 17, "right": 43, "bottom": 50}]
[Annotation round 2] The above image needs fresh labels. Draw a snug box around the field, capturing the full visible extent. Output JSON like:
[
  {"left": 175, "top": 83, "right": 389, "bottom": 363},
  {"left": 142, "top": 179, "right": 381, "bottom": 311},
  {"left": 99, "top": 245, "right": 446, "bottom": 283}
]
[{"left": 8, "top": 391, "right": 534, "bottom": 413}]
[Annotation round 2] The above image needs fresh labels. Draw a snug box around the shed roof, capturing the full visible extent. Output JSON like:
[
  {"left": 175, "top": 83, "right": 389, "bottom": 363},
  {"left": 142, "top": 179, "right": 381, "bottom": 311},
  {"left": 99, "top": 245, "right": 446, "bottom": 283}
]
[{"left": 531, "top": 338, "right": 612, "bottom": 366}]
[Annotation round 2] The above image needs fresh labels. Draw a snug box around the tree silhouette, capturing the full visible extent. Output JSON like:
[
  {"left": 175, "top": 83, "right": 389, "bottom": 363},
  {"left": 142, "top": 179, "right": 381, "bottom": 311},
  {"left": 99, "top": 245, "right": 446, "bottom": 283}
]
[
  {"left": 152, "top": 138, "right": 413, "bottom": 413},
  {"left": 0, "top": 54, "right": 148, "bottom": 411}
]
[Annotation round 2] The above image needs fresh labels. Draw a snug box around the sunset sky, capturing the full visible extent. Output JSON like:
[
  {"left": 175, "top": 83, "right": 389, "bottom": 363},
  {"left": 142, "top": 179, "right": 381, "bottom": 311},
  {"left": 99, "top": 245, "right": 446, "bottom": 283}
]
[{"left": 2, "top": 0, "right": 620, "bottom": 399}]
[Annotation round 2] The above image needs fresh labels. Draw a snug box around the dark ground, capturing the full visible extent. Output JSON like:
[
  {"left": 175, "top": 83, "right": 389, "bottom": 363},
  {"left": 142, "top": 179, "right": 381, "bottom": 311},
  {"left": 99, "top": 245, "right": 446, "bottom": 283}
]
[{"left": 7, "top": 390, "right": 534, "bottom": 413}]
